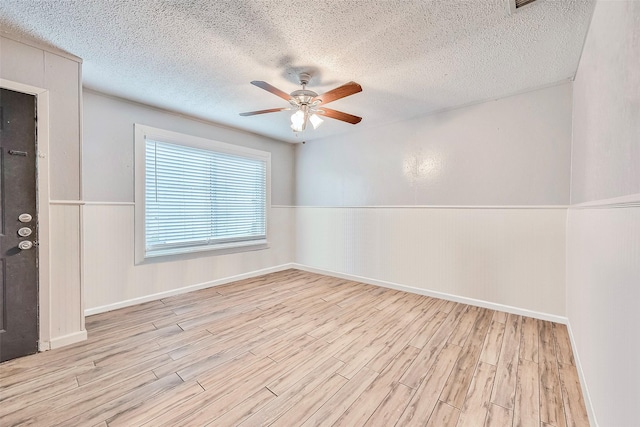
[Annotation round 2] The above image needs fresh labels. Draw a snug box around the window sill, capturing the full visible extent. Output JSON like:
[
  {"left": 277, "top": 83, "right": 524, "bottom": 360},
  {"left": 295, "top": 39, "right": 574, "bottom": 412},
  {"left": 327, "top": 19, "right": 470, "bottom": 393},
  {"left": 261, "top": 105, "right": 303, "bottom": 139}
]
[{"left": 139, "top": 239, "right": 269, "bottom": 264}]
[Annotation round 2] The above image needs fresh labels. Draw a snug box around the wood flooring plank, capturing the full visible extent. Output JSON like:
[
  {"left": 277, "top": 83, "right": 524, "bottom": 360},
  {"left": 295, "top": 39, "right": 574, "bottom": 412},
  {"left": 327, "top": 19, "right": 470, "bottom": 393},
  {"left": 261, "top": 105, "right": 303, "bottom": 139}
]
[
  {"left": 154, "top": 328, "right": 284, "bottom": 381},
  {"left": 427, "top": 401, "right": 461, "bottom": 427},
  {"left": 480, "top": 319, "right": 506, "bottom": 365},
  {"left": 0, "top": 375, "right": 79, "bottom": 417},
  {"left": 448, "top": 306, "right": 480, "bottom": 347},
  {"left": 198, "top": 354, "right": 276, "bottom": 391},
  {"left": 365, "top": 311, "right": 435, "bottom": 372},
  {"left": 440, "top": 308, "right": 493, "bottom": 409},
  {"left": 553, "top": 323, "right": 575, "bottom": 366},
  {"left": 203, "top": 387, "right": 276, "bottom": 427},
  {"left": 13, "top": 371, "right": 161, "bottom": 426},
  {"left": 265, "top": 335, "right": 358, "bottom": 396},
  {"left": 76, "top": 353, "right": 171, "bottom": 387},
  {"left": 50, "top": 374, "right": 184, "bottom": 427},
  {"left": 491, "top": 313, "right": 522, "bottom": 410},
  {"left": 0, "top": 363, "right": 90, "bottom": 403},
  {"left": 409, "top": 310, "right": 448, "bottom": 349},
  {"left": 146, "top": 375, "right": 276, "bottom": 427},
  {"left": 521, "top": 317, "right": 539, "bottom": 363},
  {"left": 362, "top": 381, "right": 414, "bottom": 427},
  {"left": 456, "top": 362, "right": 497, "bottom": 427},
  {"left": 492, "top": 310, "right": 507, "bottom": 324},
  {"left": 167, "top": 324, "right": 259, "bottom": 360},
  {"left": 373, "top": 289, "right": 405, "bottom": 310},
  {"left": 0, "top": 270, "right": 585, "bottom": 427},
  {"left": 514, "top": 358, "right": 540, "bottom": 427},
  {"left": 539, "top": 320, "right": 567, "bottom": 427},
  {"left": 439, "top": 300, "right": 459, "bottom": 313},
  {"left": 107, "top": 380, "right": 204, "bottom": 426},
  {"left": 249, "top": 329, "right": 317, "bottom": 359},
  {"left": 84, "top": 300, "right": 166, "bottom": 328},
  {"left": 298, "top": 367, "right": 379, "bottom": 427},
  {"left": 239, "top": 357, "right": 345, "bottom": 427},
  {"left": 173, "top": 348, "right": 258, "bottom": 382},
  {"left": 333, "top": 345, "right": 420, "bottom": 426},
  {"left": 269, "top": 373, "right": 348, "bottom": 427},
  {"left": 401, "top": 304, "right": 467, "bottom": 389},
  {"left": 558, "top": 362, "right": 590, "bottom": 427},
  {"left": 396, "top": 343, "right": 462, "bottom": 425},
  {"left": 485, "top": 404, "right": 513, "bottom": 426}
]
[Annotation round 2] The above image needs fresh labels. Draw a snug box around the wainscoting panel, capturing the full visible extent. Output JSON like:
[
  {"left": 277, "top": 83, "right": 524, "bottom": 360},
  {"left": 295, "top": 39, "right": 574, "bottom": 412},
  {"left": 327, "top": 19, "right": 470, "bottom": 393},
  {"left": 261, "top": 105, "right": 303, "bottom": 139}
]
[
  {"left": 49, "top": 203, "right": 83, "bottom": 341},
  {"left": 83, "top": 205, "right": 295, "bottom": 312},
  {"left": 567, "top": 201, "right": 640, "bottom": 426},
  {"left": 296, "top": 207, "right": 566, "bottom": 317}
]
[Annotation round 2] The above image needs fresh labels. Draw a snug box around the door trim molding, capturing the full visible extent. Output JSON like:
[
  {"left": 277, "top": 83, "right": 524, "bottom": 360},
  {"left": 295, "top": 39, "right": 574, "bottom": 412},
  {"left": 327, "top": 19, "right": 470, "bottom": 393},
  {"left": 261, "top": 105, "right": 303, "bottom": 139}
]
[
  {"left": 49, "top": 330, "right": 87, "bottom": 350},
  {"left": 0, "top": 78, "right": 52, "bottom": 349}
]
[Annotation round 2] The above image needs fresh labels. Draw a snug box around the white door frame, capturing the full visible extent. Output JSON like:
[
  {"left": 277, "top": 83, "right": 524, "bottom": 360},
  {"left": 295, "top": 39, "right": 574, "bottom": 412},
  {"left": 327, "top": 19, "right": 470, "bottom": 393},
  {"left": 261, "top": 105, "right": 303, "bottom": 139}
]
[{"left": 1, "top": 78, "right": 52, "bottom": 350}]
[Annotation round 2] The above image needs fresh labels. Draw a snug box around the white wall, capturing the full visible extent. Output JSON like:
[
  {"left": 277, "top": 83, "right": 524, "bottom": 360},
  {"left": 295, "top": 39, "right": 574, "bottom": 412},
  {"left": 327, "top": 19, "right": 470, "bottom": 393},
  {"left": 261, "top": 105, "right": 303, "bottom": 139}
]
[
  {"left": 297, "top": 207, "right": 566, "bottom": 318},
  {"left": 296, "top": 83, "right": 572, "bottom": 206},
  {"left": 83, "top": 90, "right": 295, "bottom": 204},
  {"left": 0, "top": 35, "right": 84, "bottom": 348},
  {"left": 82, "top": 91, "right": 295, "bottom": 312},
  {"left": 294, "top": 84, "right": 572, "bottom": 318},
  {"left": 567, "top": 2, "right": 640, "bottom": 426}
]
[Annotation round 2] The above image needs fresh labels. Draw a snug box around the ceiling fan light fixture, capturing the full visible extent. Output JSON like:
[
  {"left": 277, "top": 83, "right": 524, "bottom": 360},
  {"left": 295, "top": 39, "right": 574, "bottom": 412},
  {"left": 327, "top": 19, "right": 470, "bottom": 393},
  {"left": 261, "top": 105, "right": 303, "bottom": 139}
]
[
  {"left": 310, "top": 113, "right": 323, "bottom": 129},
  {"left": 241, "top": 77, "right": 362, "bottom": 135},
  {"left": 291, "top": 110, "right": 305, "bottom": 132}
]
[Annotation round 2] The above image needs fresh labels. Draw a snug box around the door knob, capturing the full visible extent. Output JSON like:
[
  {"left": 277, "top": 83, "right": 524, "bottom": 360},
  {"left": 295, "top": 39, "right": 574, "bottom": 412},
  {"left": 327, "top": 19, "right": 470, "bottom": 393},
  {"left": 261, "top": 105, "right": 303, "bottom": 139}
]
[{"left": 18, "top": 241, "right": 33, "bottom": 250}]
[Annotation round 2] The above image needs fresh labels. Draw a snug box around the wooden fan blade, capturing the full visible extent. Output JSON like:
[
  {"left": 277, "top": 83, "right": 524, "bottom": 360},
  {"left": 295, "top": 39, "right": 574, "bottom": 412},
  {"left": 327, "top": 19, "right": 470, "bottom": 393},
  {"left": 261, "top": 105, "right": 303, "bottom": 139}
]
[
  {"left": 317, "top": 107, "right": 362, "bottom": 124},
  {"left": 251, "top": 81, "right": 292, "bottom": 102},
  {"left": 313, "top": 81, "right": 362, "bottom": 104},
  {"left": 239, "top": 108, "right": 288, "bottom": 116}
]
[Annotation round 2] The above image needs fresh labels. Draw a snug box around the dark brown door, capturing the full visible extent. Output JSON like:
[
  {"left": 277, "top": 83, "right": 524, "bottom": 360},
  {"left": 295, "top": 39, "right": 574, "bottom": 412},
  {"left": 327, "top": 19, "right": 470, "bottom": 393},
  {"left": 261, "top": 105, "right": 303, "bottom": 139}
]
[{"left": 0, "top": 88, "right": 38, "bottom": 363}]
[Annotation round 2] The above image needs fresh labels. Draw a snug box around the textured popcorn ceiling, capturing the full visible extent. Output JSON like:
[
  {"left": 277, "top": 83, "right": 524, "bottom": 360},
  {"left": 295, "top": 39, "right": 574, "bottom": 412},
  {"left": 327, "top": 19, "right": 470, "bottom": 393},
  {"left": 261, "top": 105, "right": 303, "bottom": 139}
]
[{"left": 0, "top": 0, "right": 595, "bottom": 143}]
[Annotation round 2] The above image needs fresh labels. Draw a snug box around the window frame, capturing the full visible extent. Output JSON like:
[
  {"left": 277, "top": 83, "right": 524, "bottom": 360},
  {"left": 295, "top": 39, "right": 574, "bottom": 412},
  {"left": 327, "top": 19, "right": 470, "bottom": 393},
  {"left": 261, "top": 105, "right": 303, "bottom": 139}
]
[{"left": 134, "top": 124, "right": 271, "bottom": 264}]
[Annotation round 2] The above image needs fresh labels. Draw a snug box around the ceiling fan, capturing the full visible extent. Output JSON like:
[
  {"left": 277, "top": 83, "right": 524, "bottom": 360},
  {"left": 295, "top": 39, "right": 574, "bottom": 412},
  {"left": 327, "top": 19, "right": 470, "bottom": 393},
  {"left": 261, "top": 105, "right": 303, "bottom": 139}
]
[{"left": 240, "top": 73, "right": 362, "bottom": 132}]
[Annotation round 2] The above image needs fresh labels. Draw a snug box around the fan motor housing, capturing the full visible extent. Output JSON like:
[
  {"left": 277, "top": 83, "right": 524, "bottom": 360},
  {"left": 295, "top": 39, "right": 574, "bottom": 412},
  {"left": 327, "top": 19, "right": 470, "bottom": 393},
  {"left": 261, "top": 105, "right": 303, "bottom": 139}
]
[{"left": 290, "top": 89, "right": 318, "bottom": 104}]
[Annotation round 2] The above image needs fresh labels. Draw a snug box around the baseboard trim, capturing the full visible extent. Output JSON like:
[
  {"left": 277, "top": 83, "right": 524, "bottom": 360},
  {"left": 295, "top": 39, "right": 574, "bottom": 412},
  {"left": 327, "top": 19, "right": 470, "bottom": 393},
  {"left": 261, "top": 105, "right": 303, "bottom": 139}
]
[
  {"left": 49, "top": 330, "right": 88, "bottom": 350},
  {"left": 292, "top": 263, "right": 568, "bottom": 324},
  {"left": 84, "top": 263, "right": 295, "bottom": 316},
  {"left": 566, "top": 321, "right": 599, "bottom": 426}
]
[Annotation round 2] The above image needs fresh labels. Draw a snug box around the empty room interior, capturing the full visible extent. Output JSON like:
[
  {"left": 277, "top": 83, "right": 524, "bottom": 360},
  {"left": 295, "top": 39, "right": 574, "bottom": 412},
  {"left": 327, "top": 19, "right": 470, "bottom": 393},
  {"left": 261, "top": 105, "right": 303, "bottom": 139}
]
[{"left": 0, "top": 0, "right": 638, "bottom": 426}]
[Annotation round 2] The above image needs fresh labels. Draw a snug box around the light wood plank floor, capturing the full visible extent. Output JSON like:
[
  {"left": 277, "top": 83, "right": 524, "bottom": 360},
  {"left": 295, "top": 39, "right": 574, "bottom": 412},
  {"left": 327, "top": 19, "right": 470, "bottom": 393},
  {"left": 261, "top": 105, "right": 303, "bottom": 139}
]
[{"left": 0, "top": 269, "right": 589, "bottom": 426}]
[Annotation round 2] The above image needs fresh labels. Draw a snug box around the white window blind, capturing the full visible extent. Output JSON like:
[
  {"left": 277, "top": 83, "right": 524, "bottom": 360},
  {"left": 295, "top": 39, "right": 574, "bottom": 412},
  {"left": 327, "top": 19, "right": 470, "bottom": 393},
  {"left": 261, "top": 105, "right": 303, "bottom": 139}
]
[{"left": 144, "top": 139, "right": 267, "bottom": 257}]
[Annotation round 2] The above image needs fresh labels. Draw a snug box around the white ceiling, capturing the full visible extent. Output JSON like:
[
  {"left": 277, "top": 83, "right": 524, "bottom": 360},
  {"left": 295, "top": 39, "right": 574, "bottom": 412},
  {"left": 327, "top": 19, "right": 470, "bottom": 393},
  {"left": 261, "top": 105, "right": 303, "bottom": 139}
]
[{"left": 0, "top": 0, "right": 594, "bottom": 143}]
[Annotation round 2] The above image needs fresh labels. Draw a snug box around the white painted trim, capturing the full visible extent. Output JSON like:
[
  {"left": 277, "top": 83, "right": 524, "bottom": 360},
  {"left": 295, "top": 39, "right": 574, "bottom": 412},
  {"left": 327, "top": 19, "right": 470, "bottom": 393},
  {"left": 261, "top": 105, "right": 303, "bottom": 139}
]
[
  {"left": 566, "top": 321, "right": 599, "bottom": 427},
  {"left": 50, "top": 200, "right": 137, "bottom": 206},
  {"left": 83, "top": 201, "right": 135, "bottom": 206},
  {"left": 84, "top": 263, "right": 295, "bottom": 316},
  {"left": 570, "top": 193, "right": 640, "bottom": 209},
  {"left": 292, "top": 264, "right": 568, "bottom": 324},
  {"left": 49, "top": 330, "right": 88, "bottom": 350},
  {"left": 49, "top": 200, "right": 84, "bottom": 205},
  {"left": 0, "top": 32, "right": 82, "bottom": 62},
  {"left": 0, "top": 78, "right": 53, "bottom": 349},
  {"left": 133, "top": 124, "right": 272, "bottom": 265},
  {"left": 288, "top": 205, "right": 569, "bottom": 209}
]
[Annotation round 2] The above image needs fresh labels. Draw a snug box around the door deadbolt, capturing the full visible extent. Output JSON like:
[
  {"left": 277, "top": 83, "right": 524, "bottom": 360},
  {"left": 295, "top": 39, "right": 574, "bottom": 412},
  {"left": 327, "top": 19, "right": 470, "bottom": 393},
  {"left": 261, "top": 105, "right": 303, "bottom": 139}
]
[
  {"left": 18, "top": 213, "right": 33, "bottom": 223},
  {"left": 18, "top": 241, "right": 33, "bottom": 250},
  {"left": 18, "top": 227, "right": 32, "bottom": 237}
]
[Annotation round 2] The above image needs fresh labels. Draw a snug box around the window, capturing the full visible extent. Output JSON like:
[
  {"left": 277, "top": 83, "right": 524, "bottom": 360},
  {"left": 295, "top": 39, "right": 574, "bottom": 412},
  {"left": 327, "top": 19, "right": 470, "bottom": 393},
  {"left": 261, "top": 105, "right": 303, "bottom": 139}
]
[{"left": 134, "top": 125, "right": 270, "bottom": 262}]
